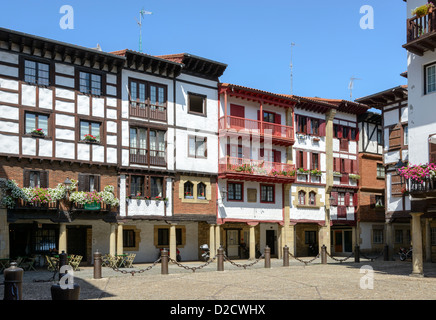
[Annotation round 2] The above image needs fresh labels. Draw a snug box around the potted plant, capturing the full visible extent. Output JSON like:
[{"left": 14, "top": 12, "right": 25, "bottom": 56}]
[
  {"left": 297, "top": 168, "right": 310, "bottom": 175},
  {"left": 83, "top": 134, "right": 98, "bottom": 143},
  {"left": 349, "top": 174, "right": 361, "bottom": 180},
  {"left": 412, "top": 2, "right": 435, "bottom": 17},
  {"left": 310, "top": 169, "right": 322, "bottom": 176},
  {"left": 31, "top": 128, "right": 45, "bottom": 136},
  {"left": 333, "top": 171, "right": 342, "bottom": 177}
]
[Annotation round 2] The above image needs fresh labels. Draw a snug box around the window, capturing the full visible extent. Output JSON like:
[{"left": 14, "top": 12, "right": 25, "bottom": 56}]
[
  {"left": 188, "top": 136, "right": 207, "bottom": 158},
  {"left": 260, "top": 185, "right": 274, "bottom": 203},
  {"left": 334, "top": 125, "right": 340, "bottom": 138},
  {"left": 311, "top": 153, "right": 319, "bottom": 170},
  {"left": 123, "top": 230, "right": 136, "bottom": 248},
  {"left": 350, "top": 128, "right": 357, "bottom": 141},
  {"left": 349, "top": 193, "right": 354, "bottom": 207},
  {"left": 24, "top": 59, "right": 50, "bottom": 86},
  {"left": 426, "top": 63, "right": 436, "bottom": 94},
  {"left": 342, "top": 127, "right": 349, "bottom": 140},
  {"left": 309, "top": 191, "right": 316, "bottom": 206},
  {"left": 297, "top": 116, "right": 307, "bottom": 133},
  {"left": 150, "top": 177, "right": 163, "bottom": 198},
  {"left": 80, "top": 121, "right": 101, "bottom": 142},
  {"left": 305, "top": 231, "right": 317, "bottom": 245},
  {"left": 129, "top": 80, "right": 167, "bottom": 120},
  {"left": 310, "top": 119, "right": 319, "bottom": 135},
  {"left": 78, "top": 174, "right": 100, "bottom": 192},
  {"left": 79, "top": 71, "right": 102, "bottom": 96},
  {"left": 32, "top": 228, "right": 57, "bottom": 253},
  {"left": 130, "top": 176, "right": 144, "bottom": 197},
  {"left": 377, "top": 164, "right": 385, "bottom": 178},
  {"left": 298, "top": 190, "right": 306, "bottom": 205},
  {"left": 373, "top": 229, "right": 384, "bottom": 244},
  {"left": 130, "top": 128, "right": 148, "bottom": 164},
  {"left": 149, "top": 130, "right": 166, "bottom": 161},
  {"left": 197, "top": 182, "right": 206, "bottom": 199},
  {"left": 403, "top": 125, "right": 408, "bottom": 146},
  {"left": 431, "top": 227, "right": 436, "bottom": 246},
  {"left": 377, "top": 129, "right": 383, "bottom": 145},
  {"left": 25, "top": 113, "right": 49, "bottom": 136},
  {"left": 157, "top": 228, "right": 182, "bottom": 246},
  {"left": 24, "top": 170, "right": 48, "bottom": 188},
  {"left": 188, "top": 93, "right": 206, "bottom": 115},
  {"left": 263, "top": 111, "right": 275, "bottom": 123},
  {"left": 228, "top": 182, "right": 243, "bottom": 201},
  {"left": 184, "top": 181, "right": 194, "bottom": 199},
  {"left": 395, "top": 230, "right": 403, "bottom": 244},
  {"left": 338, "top": 193, "right": 345, "bottom": 206},
  {"left": 375, "top": 195, "right": 384, "bottom": 207}
]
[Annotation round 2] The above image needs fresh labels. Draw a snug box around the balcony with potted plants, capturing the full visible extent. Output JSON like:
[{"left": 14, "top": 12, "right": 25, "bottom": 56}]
[
  {"left": 218, "top": 156, "right": 296, "bottom": 183},
  {"left": 398, "top": 162, "right": 436, "bottom": 198},
  {"left": 403, "top": 2, "right": 436, "bottom": 56}
]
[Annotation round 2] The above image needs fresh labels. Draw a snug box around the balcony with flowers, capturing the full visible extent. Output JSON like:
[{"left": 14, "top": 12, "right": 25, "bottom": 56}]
[
  {"left": 218, "top": 157, "right": 296, "bottom": 183},
  {"left": 403, "top": 2, "right": 436, "bottom": 56},
  {"left": 398, "top": 162, "right": 436, "bottom": 198},
  {"left": 0, "top": 179, "right": 120, "bottom": 215}
]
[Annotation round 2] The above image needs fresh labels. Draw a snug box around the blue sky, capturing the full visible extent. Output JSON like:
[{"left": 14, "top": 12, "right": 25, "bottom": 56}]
[{"left": 0, "top": 0, "right": 407, "bottom": 102}]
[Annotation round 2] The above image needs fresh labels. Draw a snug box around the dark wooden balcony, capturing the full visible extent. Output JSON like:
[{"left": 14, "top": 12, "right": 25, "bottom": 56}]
[
  {"left": 14, "top": 199, "right": 59, "bottom": 211},
  {"left": 130, "top": 148, "right": 166, "bottom": 167},
  {"left": 219, "top": 156, "right": 296, "bottom": 183},
  {"left": 219, "top": 116, "right": 294, "bottom": 146},
  {"left": 130, "top": 102, "right": 167, "bottom": 122},
  {"left": 403, "top": 9, "right": 436, "bottom": 56}
]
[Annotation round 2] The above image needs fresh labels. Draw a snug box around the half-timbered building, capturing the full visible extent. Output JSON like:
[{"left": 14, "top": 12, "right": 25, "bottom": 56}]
[{"left": 0, "top": 27, "right": 125, "bottom": 265}]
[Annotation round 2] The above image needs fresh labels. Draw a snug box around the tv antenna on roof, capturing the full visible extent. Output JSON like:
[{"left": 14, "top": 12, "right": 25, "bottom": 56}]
[
  {"left": 290, "top": 42, "right": 296, "bottom": 95},
  {"left": 348, "top": 76, "right": 361, "bottom": 100},
  {"left": 136, "top": 8, "right": 152, "bottom": 53}
]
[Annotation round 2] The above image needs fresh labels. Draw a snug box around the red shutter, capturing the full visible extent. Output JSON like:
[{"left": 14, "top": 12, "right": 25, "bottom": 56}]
[
  {"left": 330, "top": 192, "right": 338, "bottom": 206},
  {"left": 257, "top": 110, "right": 260, "bottom": 121},
  {"left": 345, "top": 192, "right": 350, "bottom": 206},
  {"left": 274, "top": 150, "right": 281, "bottom": 163},
  {"left": 275, "top": 114, "right": 281, "bottom": 125},
  {"left": 345, "top": 159, "right": 351, "bottom": 173},
  {"left": 353, "top": 193, "right": 358, "bottom": 207},
  {"left": 230, "top": 104, "right": 245, "bottom": 118},
  {"left": 306, "top": 118, "right": 311, "bottom": 134},
  {"left": 302, "top": 152, "right": 307, "bottom": 170},
  {"left": 319, "top": 120, "right": 326, "bottom": 136},
  {"left": 337, "top": 125, "right": 342, "bottom": 138}
]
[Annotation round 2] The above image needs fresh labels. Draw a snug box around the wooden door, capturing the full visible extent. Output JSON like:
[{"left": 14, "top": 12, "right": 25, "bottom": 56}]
[
  {"left": 226, "top": 229, "right": 240, "bottom": 258},
  {"left": 230, "top": 104, "right": 245, "bottom": 130},
  {"left": 334, "top": 230, "right": 343, "bottom": 253},
  {"left": 266, "top": 230, "right": 276, "bottom": 255}
]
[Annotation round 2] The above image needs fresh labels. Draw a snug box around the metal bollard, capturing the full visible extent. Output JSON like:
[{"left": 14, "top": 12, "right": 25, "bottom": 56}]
[
  {"left": 93, "top": 251, "right": 102, "bottom": 279},
  {"left": 3, "top": 262, "right": 23, "bottom": 300},
  {"left": 161, "top": 249, "right": 169, "bottom": 275},
  {"left": 354, "top": 244, "right": 360, "bottom": 263},
  {"left": 264, "top": 246, "right": 271, "bottom": 268},
  {"left": 51, "top": 251, "right": 80, "bottom": 300},
  {"left": 321, "top": 245, "right": 327, "bottom": 264},
  {"left": 217, "top": 246, "right": 224, "bottom": 271},
  {"left": 283, "top": 246, "right": 289, "bottom": 267}
]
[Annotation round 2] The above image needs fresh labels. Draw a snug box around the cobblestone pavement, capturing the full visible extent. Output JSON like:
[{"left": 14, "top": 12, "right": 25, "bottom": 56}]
[{"left": 2, "top": 256, "right": 436, "bottom": 301}]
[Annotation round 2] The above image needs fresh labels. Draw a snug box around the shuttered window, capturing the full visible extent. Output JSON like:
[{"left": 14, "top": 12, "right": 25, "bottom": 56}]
[
  {"left": 78, "top": 174, "right": 100, "bottom": 192},
  {"left": 430, "top": 141, "right": 436, "bottom": 163},
  {"left": 388, "top": 125, "right": 402, "bottom": 150},
  {"left": 23, "top": 170, "right": 48, "bottom": 188}
]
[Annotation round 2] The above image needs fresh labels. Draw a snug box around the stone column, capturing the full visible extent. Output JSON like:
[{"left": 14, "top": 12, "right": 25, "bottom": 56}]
[
  {"left": 59, "top": 223, "right": 67, "bottom": 253},
  {"left": 410, "top": 212, "right": 424, "bottom": 277},
  {"left": 117, "top": 223, "right": 124, "bottom": 256},
  {"left": 169, "top": 224, "right": 177, "bottom": 261},
  {"left": 321, "top": 108, "right": 336, "bottom": 250},
  {"left": 215, "top": 224, "right": 221, "bottom": 250},
  {"left": 385, "top": 220, "right": 394, "bottom": 261},
  {"left": 109, "top": 223, "right": 116, "bottom": 256},
  {"left": 0, "top": 208, "right": 9, "bottom": 258},
  {"left": 209, "top": 224, "right": 216, "bottom": 257},
  {"left": 425, "top": 218, "right": 431, "bottom": 262},
  {"left": 249, "top": 224, "right": 256, "bottom": 260}
]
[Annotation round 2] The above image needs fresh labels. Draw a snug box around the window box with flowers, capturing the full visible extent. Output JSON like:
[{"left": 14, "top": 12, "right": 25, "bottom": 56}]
[
  {"left": 31, "top": 128, "right": 46, "bottom": 137},
  {"left": 297, "top": 168, "right": 310, "bottom": 175},
  {"left": 310, "top": 169, "right": 322, "bottom": 177},
  {"left": 184, "top": 192, "right": 194, "bottom": 199},
  {"left": 398, "top": 162, "right": 436, "bottom": 192},
  {"left": 349, "top": 174, "right": 361, "bottom": 180},
  {"left": 333, "top": 171, "right": 342, "bottom": 177},
  {"left": 82, "top": 134, "right": 100, "bottom": 144}
]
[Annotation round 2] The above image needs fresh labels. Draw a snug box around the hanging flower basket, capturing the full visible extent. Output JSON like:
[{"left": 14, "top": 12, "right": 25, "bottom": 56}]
[{"left": 31, "top": 128, "right": 45, "bottom": 136}]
